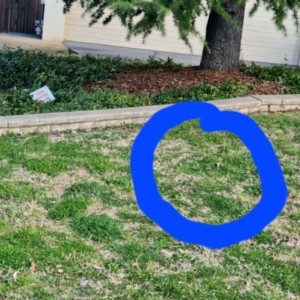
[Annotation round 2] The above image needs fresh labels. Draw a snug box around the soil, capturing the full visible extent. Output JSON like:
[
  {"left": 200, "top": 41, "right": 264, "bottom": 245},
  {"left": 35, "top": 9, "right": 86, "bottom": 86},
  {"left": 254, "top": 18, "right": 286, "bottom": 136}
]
[{"left": 83, "top": 66, "right": 284, "bottom": 96}]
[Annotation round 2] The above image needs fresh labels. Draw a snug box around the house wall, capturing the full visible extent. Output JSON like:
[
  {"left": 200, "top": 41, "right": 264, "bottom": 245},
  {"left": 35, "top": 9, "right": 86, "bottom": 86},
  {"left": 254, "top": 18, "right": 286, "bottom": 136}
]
[
  {"left": 42, "top": 0, "right": 65, "bottom": 41},
  {"left": 241, "top": 4, "right": 300, "bottom": 65},
  {"left": 64, "top": 5, "right": 206, "bottom": 55},
  {"left": 63, "top": 1, "right": 300, "bottom": 65}
]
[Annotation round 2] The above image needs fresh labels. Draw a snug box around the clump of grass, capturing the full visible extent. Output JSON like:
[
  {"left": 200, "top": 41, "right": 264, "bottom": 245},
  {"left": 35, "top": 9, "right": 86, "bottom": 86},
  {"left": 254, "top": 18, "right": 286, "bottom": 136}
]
[
  {"left": 0, "top": 227, "right": 94, "bottom": 271},
  {"left": 0, "top": 181, "right": 42, "bottom": 202},
  {"left": 22, "top": 157, "right": 69, "bottom": 176},
  {"left": 71, "top": 214, "right": 122, "bottom": 242},
  {"left": 47, "top": 195, "right": 91, "bottom": 220}
]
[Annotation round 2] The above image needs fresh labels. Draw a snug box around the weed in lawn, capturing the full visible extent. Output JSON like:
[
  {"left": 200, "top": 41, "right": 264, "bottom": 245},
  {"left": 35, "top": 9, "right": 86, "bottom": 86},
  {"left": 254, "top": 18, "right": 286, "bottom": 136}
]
[
  {"left": 106, "top": 241, "right": 173, "bottom": 283},
  {"left": 20, "top": 141, "right": 117, "bottom": 176},
  {"left": 0, "top": 227, "right": 94, "bottom": 271},
  {"left": 49, "top": 140, "right": 84, "bottom": 157},
  {"left": 71, "top": 214, "right": 122, "bottom": 242},
  {"left": 47, "top": 195, "right": 91, "bottom": 220},
  {"left": 22, "top": 157, "right": 69, "bottom": 176},
  {"left": 243, "top": 184, "right": 262, "bottom": 197},
  {"left": 67, "top": 151, "right": 117, "bottom": 175},
  {"left": 200, "top": 193, "right": 246, "bottom": 224},
  {"left": 30, "top": 286, "right": 53, "bottom": 300},
  {"left": 21, "top": 136, "right": 51, "bottom": 153},
  {"left": 0, "top": 181, "right": 42, "bottom": 202},
  {"left": 0, "top": 135, "right": 25, "bottom": 161},
  {"left": 289, "top": 211, "right": 300, "bottom": 221},
  {"left": 252, "top": 230, "right": 276, "bottom": 244},
  {"left": 0, "top": 160, "right": 14, "bottom": 179}
]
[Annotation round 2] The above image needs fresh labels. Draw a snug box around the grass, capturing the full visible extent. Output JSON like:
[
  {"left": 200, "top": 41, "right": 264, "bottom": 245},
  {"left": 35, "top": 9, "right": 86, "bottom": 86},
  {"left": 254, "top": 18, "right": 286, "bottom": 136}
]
[
  {"left": 0, "top": 110, "right": 298, "bottom": 298},
  {"left": 0, "top": 47, "right": 298, "bottom": 116}
]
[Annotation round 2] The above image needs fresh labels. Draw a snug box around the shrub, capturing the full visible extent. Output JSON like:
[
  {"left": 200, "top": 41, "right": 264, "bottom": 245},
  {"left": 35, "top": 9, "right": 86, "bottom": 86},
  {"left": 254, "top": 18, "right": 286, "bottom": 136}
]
[
  {"left": 1, "top": 48, "right": 296, "bottom": 116},
  {"left": 240, "top": 61, "right": 300, "bottom": 94}
]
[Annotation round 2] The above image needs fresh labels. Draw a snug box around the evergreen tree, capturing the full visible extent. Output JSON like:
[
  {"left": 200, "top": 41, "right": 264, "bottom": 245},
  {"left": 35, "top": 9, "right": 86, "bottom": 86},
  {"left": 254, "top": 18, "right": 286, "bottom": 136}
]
[{"left": 62, "top": 0, "right": 300, "bottom": 70}]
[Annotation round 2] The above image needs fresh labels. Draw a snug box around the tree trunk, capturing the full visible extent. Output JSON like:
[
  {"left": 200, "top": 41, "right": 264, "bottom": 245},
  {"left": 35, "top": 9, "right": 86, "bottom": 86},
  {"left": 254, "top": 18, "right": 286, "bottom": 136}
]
[{"left": 199, "top": 0, "right": 246, "bottom": 71}]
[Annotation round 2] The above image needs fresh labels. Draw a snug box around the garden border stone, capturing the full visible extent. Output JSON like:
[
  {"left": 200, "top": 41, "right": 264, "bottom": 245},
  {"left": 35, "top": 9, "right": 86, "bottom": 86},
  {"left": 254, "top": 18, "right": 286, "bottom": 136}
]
[{"left": 0, "top": 95, "right": 299, "bottom": 135}]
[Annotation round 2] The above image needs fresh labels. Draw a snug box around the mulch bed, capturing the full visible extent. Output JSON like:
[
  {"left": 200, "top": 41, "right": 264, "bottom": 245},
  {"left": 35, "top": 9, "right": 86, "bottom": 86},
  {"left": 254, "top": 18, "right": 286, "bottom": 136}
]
[{"left": 83, "top": 66, "right": 284, "bottom": 96}]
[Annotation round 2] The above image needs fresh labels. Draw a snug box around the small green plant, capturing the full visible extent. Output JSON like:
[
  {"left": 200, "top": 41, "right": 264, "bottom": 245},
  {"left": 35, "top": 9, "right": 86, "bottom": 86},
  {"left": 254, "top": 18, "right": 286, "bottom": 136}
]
[
  {"left": 0, "top": 228, "right": 94, "bottom": 271},
  {"left": 65, "top": 182, "right": 126, "bottom": 207},
  {"left": 252, "top": 230, "right": 276, "bottom": 244},
  {"left": 22, "top": 157, "right": 69, "bottom": 176},
  {"left": 47, "top": 196, "right": 91, "bottom": 220},
  {"left": 243, "top": 184, "right": 262, "bottom": 197},
  {"left": 0, "top": 182, "right": 42, "bottom": 202},
  {"left": 71, "top": 214, "right": 122, "bottom": 242}
]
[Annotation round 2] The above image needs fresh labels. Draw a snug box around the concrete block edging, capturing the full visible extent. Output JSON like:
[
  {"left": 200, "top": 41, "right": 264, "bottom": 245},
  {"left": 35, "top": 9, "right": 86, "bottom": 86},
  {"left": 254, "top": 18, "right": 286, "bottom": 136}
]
[{"left": 0, "top": 94, "right": 300, "bottom": 135}]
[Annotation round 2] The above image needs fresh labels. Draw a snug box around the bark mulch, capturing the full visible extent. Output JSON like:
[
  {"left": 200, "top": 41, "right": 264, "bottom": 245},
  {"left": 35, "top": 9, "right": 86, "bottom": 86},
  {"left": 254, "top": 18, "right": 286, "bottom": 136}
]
[{"left": 83, "top": 66, "right": 284, "bottom": 96}]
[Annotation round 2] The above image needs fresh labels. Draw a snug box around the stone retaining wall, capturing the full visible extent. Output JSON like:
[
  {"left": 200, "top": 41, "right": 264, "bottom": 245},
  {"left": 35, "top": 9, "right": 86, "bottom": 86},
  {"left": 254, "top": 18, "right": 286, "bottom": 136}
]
[{"left": 0, "top": 94, "right": 299, "bottom": 135}]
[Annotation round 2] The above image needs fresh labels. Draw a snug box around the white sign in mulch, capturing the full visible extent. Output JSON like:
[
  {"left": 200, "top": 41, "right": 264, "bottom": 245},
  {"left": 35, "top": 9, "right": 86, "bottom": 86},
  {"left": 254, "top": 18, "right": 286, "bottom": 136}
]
[{"left": 30, "top": 86, "right": 55, "bottom": 103}]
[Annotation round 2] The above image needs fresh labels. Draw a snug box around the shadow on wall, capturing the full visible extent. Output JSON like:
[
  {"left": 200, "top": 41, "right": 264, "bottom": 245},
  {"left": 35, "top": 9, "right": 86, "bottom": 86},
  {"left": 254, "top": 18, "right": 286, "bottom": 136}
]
[{"left": 64, "top": 41, "right": 297, "bottom": 67}]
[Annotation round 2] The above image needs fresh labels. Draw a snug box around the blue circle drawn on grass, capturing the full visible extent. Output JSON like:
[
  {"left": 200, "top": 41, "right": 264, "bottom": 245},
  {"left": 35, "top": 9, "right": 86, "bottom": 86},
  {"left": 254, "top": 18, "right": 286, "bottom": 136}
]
[{"left": 130, "top": 101, "right": 288, "bottom": 249}]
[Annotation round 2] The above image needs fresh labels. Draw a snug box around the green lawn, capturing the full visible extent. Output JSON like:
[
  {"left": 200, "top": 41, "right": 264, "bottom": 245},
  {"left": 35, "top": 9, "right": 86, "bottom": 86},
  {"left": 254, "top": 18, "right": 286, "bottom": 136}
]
[{"left": 0, "top": 110, "right": 299, "bottom": 299}]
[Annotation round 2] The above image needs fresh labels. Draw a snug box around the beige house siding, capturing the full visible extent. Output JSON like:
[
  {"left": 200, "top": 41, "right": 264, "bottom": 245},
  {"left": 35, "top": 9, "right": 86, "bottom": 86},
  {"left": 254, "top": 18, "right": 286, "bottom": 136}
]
[
  {"left": 64, "top": 1, "right": 300, "bottom": 65},
  {"left": 64, "top": 4, "right": 206, "bottom": 54},
  {"left": 241, "top": 3, "right": 300, "bottom": 65}
]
